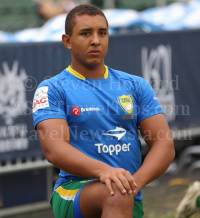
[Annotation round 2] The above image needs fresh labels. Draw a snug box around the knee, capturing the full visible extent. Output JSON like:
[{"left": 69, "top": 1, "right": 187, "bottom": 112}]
[
  {"left": 106, "top": 192, "right": 133, "bottom": 208},
  {"left": 104, "top": 185, "right": 133, "bottom": 209},
  {"left": 86, "top": 181, "right": 133, "bottom": 210}
]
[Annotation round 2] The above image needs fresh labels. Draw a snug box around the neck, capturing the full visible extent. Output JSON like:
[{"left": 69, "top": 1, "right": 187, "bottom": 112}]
[{"left": 71, "top": 59, "right": 105, "bottom": 79}]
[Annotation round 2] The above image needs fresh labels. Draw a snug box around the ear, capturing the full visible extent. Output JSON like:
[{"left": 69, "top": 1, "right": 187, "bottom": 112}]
[{"left": 62, "top": 34, "right": 72, "bottom": 50}]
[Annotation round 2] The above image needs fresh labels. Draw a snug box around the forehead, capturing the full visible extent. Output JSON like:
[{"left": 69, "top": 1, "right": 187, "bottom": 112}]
[{"left": 74, "top": 14, "right": 108, "bottom": 30}]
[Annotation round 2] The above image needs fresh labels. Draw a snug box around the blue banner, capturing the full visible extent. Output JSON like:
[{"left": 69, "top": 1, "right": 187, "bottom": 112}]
[{"left": 1, "top": 29, "right": 200, "bottom": 160}]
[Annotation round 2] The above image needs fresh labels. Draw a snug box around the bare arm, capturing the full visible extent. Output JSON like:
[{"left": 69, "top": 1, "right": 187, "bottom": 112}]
[
  {"left": 37, "top": 118, "right": 136, "bottom": 195},
  {"left": 37, "top": 2, "right": 66, "bottom": 20},
  {"left": 133, "top": 114, "right": 175, "bottom": 193}
]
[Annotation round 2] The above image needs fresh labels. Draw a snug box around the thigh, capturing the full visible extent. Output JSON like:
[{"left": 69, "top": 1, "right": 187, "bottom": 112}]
[{"left": 79, "top": 180, "right": 106, "bottom": 218}]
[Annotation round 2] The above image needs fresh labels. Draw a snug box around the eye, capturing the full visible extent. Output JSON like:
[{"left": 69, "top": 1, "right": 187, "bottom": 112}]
[
  {"left": 81, "top": 32, "right": 90, "bottom": 36},
  {"left": 99, "top": 32, "right": 107, "bottom": 36}
]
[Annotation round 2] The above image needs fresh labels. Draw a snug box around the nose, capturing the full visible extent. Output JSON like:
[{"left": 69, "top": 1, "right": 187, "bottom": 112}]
[{"left": 90, "top": 33, "right": 100, "bottom": 46}]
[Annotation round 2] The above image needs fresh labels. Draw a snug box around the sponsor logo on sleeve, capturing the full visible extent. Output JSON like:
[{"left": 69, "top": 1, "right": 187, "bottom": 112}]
[{"left": 32, "top": 86, "right": 49, "bottom": 113}]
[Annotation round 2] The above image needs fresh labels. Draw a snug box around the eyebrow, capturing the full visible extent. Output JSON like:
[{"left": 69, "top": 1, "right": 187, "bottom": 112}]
[
  {"left": 80, "top": 28, "right": 108, "bottom": 32},
  {"left": 99, "top": 28, "right": 108, "bottom": 31}
]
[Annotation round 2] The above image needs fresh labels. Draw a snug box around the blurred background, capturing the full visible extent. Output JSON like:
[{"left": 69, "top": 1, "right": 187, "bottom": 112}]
[
  {"left": 0, "top": 0, "right": 189, "bottom": 33},
  {"left": 0, "top": 0, "right": 200, "bottom": 218}
]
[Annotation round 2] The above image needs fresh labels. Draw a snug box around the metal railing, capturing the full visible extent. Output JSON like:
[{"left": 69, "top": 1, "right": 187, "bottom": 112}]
[{"left": 0, "top": 158, "right": 53, "bottom": 217}]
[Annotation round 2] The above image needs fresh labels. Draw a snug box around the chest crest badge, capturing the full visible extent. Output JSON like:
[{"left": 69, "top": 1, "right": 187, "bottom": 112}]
[{"left": 117, "top": 95, "right": 134, "bottom": 115}]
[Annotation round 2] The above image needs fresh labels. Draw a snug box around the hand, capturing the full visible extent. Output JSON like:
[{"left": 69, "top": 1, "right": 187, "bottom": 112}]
[{"left": 99, "top": 167, "right": 137, "bottom": 196}]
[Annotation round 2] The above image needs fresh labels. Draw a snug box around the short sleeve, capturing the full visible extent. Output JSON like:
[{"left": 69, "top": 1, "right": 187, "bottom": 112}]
[
  {"left": 32, "top": 80, "right": 67, "bottom": 129},
  {"left": 137, "top": 78, "right": 163, "bottom": 123}
]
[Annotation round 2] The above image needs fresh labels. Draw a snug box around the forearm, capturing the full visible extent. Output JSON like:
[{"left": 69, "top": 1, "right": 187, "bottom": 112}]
[
  {"left": 44, "top": 141, "right": 112, "bottom": 179},
  {"left": 39, "top": 3, "right": 65, "bottom": 19},
  {"left": 133, "top": 141, "right": 175, "bottom": 190}
]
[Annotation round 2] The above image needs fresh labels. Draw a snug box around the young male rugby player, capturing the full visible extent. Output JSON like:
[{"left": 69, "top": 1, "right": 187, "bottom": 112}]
[{"left": 32, "top": 4, "right": 175, "bottom": 218}]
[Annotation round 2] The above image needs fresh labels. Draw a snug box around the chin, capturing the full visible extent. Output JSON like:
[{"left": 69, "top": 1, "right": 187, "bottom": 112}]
[
  {"left": 89, "top": 62, "right": 102, "bottom": 68},
  {"left": 89, "top": 58, "right": 103, "bottom": 64},
  {"left": 82, "top": 56, "right": 104, "bottom": 67}
]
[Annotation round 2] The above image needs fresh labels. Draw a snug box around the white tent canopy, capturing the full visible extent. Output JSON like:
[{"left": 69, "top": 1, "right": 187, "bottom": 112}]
[{"left": 1, "top": 1, "right": 200, "bottom": 43}]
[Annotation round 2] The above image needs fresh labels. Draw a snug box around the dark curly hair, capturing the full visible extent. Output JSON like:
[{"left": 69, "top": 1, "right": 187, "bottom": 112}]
[{"left": 65, "top": 4, "right": 108, "bottom": 36}]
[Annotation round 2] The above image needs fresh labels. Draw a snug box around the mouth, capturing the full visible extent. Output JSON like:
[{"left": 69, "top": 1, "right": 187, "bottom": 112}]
[{"left": 89, "top": 50, "right": 101, "bottom": 55}]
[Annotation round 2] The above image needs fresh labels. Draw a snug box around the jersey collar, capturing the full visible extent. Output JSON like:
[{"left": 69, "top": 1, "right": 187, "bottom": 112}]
[{"left": 66, "top": 65, "right": 108, "bottom": 80}]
